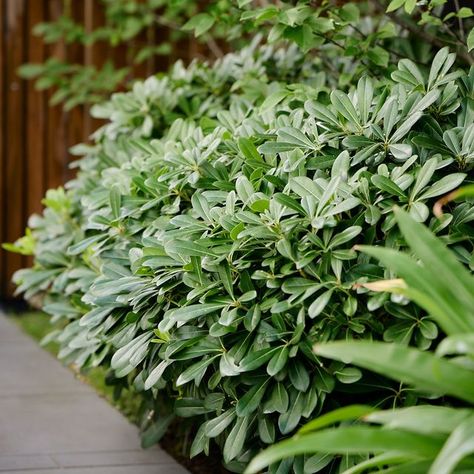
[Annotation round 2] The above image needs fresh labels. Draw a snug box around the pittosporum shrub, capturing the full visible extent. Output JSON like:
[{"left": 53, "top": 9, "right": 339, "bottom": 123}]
[
  {"left": 246, "top": 208, "right": 474, "bottom": 474},
  {"left": 8, "top": 40, "right": 474, "bottom": 474}
]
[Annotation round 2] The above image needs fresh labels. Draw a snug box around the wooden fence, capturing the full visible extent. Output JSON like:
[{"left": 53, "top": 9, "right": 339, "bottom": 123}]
[{"left": 0, "top": 0, "right": 199, "bottom": 299}]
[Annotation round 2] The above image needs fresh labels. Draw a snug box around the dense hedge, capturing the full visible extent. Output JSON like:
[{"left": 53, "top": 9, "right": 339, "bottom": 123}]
[{"left": 10, "top": 40, "right": 474, "bottom": 472}]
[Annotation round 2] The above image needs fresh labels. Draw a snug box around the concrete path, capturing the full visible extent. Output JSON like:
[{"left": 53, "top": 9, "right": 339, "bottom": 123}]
[{"left": 0, "top": 313, "right": 189, "bottom": 474}]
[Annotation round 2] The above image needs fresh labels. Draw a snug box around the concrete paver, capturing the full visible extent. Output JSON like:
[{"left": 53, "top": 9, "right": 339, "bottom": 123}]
[
  {"left": 0, "top": 314, "right": 189, "bottom": 474},
  {"left": 0, "top": 343, "right": 90, "bottom": 396},
  {"left": 0, "top": 467, "right": 187, "bottom": 474}
]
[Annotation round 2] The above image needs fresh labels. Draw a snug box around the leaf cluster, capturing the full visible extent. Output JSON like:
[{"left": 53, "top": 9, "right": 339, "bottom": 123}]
[{"left": 248, "top": 207, "right": 474, "bottom": 474}]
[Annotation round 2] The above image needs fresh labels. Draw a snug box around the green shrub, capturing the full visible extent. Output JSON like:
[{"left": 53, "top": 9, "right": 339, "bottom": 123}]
[
  {"left": 8, "top": 3, "right": 474, "bottom": 473},
  {"left": 247, "top": 208, "right": 474, "bottom": 474}
]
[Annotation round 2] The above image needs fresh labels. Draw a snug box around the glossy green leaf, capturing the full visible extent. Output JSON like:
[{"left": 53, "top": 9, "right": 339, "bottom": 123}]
[
  {"left": 239, "top": 347, "right": 280, "bottom": 372},
  {"left": 267, "top": 346, "right": 289, "bottom": 376},
  {"left": 366, "top": 406, "right": 473, "bottom": 435},
  {"left": 371, "top": 175, "right": 405, "bottom": 198},
  {"left": 109, "top": 185, "right": 121, "bottom": 220},
  {"left": 236, "top": 379, "right": 270, "bottom": 416},
  {"left": 182, "top": 13, "right": 215, "bottom": 36},
  {"left": 278, "top": 391, "right": 305, "bottom": 434},
  {"left": 224, "top": 416, "right": 250, "bottom": 463},
  {"left": 167, "top": 303, "right": 226, "bottom": 324},
  {"left": 165, "top": 240, "right": 218, "bottom": 258},
  {"left": 144, "top": 360, "right": 171, "bottom": 390},
  {"left": 314, "top": 341, "right": 474, "bottom": 403},
  {"left": 245, "top": 427, "right": 443, "bottom": 473},
  {"left": 176, "top": 355, "right": 219, "bottom": 386},
  {"left": 468, "top": 28, "right": 474, "bottom": 51},
  {"left": 299, "top": 405, "right": 374, "bottom": 434},
  {"left": 239, "top": 137, "right": 262, "bottom": 162},
  {"left": 289, "top": 360, "right": 310, "bottom": 391},
  {"left": 331, "top": 91, "right": 360, "bottom": 126},
  {"left": 204, "top": 408, "right": 236, "bottom": 438},
  {"left": 429, "top": 415, "right": 474, "bottom": 473}
]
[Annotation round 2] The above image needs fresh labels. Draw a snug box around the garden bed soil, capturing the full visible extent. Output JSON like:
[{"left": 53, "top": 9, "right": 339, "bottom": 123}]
[{"left": 161, "top": 428, "right": 231, "bottom": 474}]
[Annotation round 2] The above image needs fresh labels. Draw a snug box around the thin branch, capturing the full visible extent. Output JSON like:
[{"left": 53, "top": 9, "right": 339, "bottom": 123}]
[
  {"left": 154, "top": 15, "right": 179, "bottom": 29},
  {"left": 442, "top": 23, "right": 463, "bottom": 44},
  {"left": 205, "top": 36, "right": 225, "bottom": 59},
  {"left": 454, "top": 0, "right": 466, "bottom": 42},
  {"left": 370, "top": 0, "right": 474, "bottom": 65},
  {"left": 154, "top": 15, "right": 224, "bottom": 59},
  {"left": 350, "top": 23, "right": 425, "bottom": 65}
]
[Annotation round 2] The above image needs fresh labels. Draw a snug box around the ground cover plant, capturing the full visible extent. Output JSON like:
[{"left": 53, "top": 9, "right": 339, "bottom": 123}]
[{"left": 6, "top": 1, "right": 474, "bottom": 473}]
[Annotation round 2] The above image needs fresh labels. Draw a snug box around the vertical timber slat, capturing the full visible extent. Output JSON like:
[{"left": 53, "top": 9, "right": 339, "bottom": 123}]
[
  {"left": 45, "top": 0, "right": 67, "bottom": 190},
  {"left": 25, "top": 0, "right": 47, "bottom": 270},
  {"left": 83, "top": 0, "right": 105, "bottom": 138},
  {"left": 4, "top": 0, "right": 27, "bottom": 296},
  {"left": 65, "top": 1, "right": 86, "bottom": 183},
  {"left": 0, "top": 0, "right": 5, "bottom": 297}
]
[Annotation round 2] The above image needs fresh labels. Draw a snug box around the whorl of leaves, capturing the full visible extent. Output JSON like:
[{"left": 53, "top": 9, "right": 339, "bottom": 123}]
[{"left": 10, "top": 43, "right": 474, "bottom": 473}]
